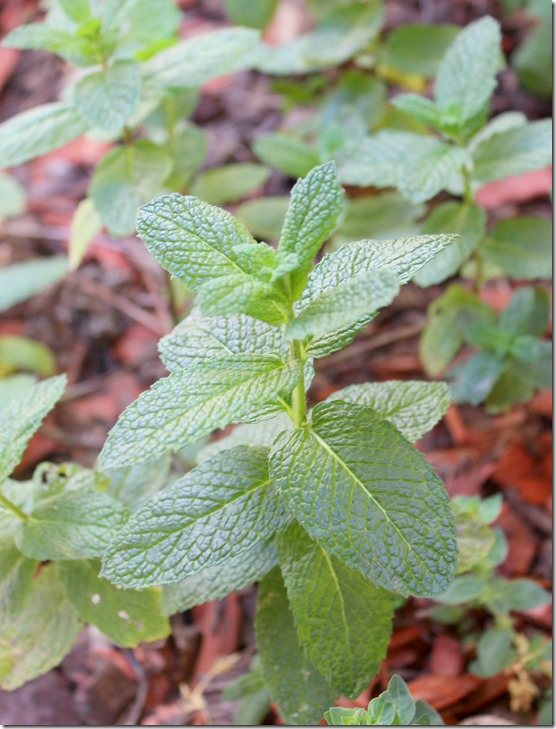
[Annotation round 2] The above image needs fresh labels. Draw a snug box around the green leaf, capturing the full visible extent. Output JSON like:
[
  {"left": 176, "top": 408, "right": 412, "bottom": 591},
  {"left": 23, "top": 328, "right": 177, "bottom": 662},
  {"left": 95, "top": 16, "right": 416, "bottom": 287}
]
[
  {"left": 57, "top": 0, "right": 91, "bottom": 22},
  {"left": 197, "top": 414, "right": 291, "bottom": 463},
  {"left": 161, "top": 539, "right": 278, "bottom": 615},
  {"left": 380, "top": 23, "right": 460, "bottom": 79},
  {"left": 190, "top": 163, "right": 270, "bottom": 205},
  {"left": 69, "top": 197, "right": 102, "bottom": 270},
  {"left": 270, "top": 401, "right": 456, "bottom": 596},
  {"left": 0, "top": 173, "right": 26, "bottom": 218},
  {"left": 391, "top": 94, "right": 443, "bottom": 127},
  {"left": 223, "top": 0, "right": 278, "bottom": 29},
  {"left": 102, "top": 455, "right": 171, "bottom": 511},
  {"left": 301, "top": 232, "right": 457, "bottom": 358},
  {"left": 0, "top": 375, "right": 66, "bottom": 485},
  {"left": 236, "top": 196, "right": 290, "bottom": 242},
  {"left": 287, "top": 268, "right": 399, "bottom": 341},
  {"left": 325, "top": 706, "right": 369, "bottom": 725},
  {"left": 413, "top": 700, "right": 444, "bottom": 725},
  {"left": 74, "top": 61, "right": 141, "bottom": 133},
  {"left": 414, "top": 203, "right": 487, "bottom": 286},
  {"left": 164, "top": 122, "right": 207, "bottom": 190},
  {"left": 471, "top": 119, "right": 552, "bottom": 185},
  {"left": 420, "top": 285, "right": 495, "bottom": 376},
  {"left": 101, "top": 447, "right": 286, "bottom": 588},
  {"left": 435, "top": 16, "right": 501, "bottom": 123},
  {"left": 256, "top": 566, "right": 336, "bottom": 725},
  {"left": 100, "top": 357, "right": 299, "bottom": 468},
  {"left": 400, "top": 142, "right": 468, "bottom": 204},
  {"left": 450, "top": 351, "right": 506, "bottom": 406},
  {"left": 0, "top": 103, "right": 87, "bottom": 169},
  {"left": 277, "top": 161, "right": 344, "bottom": 298},
  {"left": 494, "top": 578, "right": 552, "bottom": 612},
  {"left": 328, "top": 381, "right": 451, "bottom": 443},
  {"left": 0, "top": 335, "right": 55, "bottom": 377},
  {"left": 277, "top": 522, "right": 393, "bottom": 697},
  {"left": 513, "top": 4, "right": 552, "bottom": 98},
  {"left": 480, "top": 216, "right": 552, "bottom": 280},
  {"left": 471, "top": 627, "right": 514, "bottom": 678},
  {"left": 499, "top": 286, "right": 550, "bottom": 337},
  {"left": 255, "top": 2, "right": 383, "bottom": 75},
  {"left": 15, "top": 489, "right": 129, "bottom": 561},
  {"left": 253, "top": 133, "right": 321, "bottom": 179},
  {"left": 435, "top": 574, "right": 487, "bottom": 604},
  {"left": 57, "top": 559, "right": 170, "bottom": 647},
  {"left": 0, "top": 538, "right": 38, "bottom": 616},
  {"left": 0, "top": 375, "right": 36, "bottom": 409},
  {"left": 142, "top": 28, "right": 261, "bottom": 90},
  {"left": 0, "top": 565, "right": 81, "bottom": 690},
  {"left": 386, "top": 674, "right": 417, "bottom": 724},
  {"left": 0, "top": 256, "right": 68, "bottom": 311},
  {"left": 90, "top": 139, "right": 172, "bottom": 236},
  {"left": 3, "top": 23, "right": 96, "bottom": 65}
]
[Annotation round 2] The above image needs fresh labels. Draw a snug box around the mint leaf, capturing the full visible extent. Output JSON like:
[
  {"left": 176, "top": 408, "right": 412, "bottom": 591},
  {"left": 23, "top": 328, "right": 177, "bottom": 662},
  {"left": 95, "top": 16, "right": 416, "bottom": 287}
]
[
  {"left": 499, "top": 286, "right": 550, "bottom": 337},
  {"left": 414, "top": 203, "right": 487, "bottom": 287},
  {"left": 190, "top": 163, "right": 270, "bottom": 206},
  {"left": 471, "top": 627, "right": 514, "bottom": 677},
  {"left": 391, "top": 94, "right": 443, "bottom": 127},
  {"left": 277, "top": 522, "right": 393, "bottom": 698},
  {"left": 102, "top": 455, "right": 171, "bottom": 511},
  {"left": 74, "top": 61, "right": 141, "bottom": 133},
  {"left": 90, "top": 139, "right": 172, "bottom": 236},
  {"left": 236, "top": 196, "right": 290, "bottom": 242},
  {"left": 435, "top": 16, "right": 501, "bottom": 123},
  {"left": 0, "top": 103, "right": 87, "bottom": 169},
  {"left": 57, "top": 559, "right": 170, "bottom": 647},
  {"left": 197, "top": 414, "right": 291, "bottom": 463},
  {"left": 0, "top": 375, "right": 66, "bottom": 485},
  {"left": 270, "top": 401, "right": 456, "bottom": 596},
  {"left": 277, "top": 162, "right": 344, "bottom": 298},
  {"left": 101, "top": 447, "right": 286, "bottom": 588},
  {"left": 328, "top": 381, "right": 451, "bottom": 443},
  {"left": 450, "top": 351, "right": 506, "bottom": 406},
  {"left": 0, "top": 565, "right": 81, "bottom": 690},
  {"left": 223, "top": 0, "right": 278, "bottom": 29},
  {"left": 253, "top": 133, "right": 321, "bottom": 179},
  {"left": 287, "top": 269, "right": 399, "bottom": 341},
  {"left": 379, "top": 23, "right": 459, "bottom": 79},
  {"left": 0, "top": 257, "right": 68, "bottom": 311},
  {"left": 15, "top": 489, "right": 129, "bottom": 561},
  {"left": 100, "top": 357, "right": 299, "bottom": 468},
  {"left": 161, "top": 539, "right": 278, "bottom": 615},
  {"left": 3, "top": 23, "right": 96, "bottom": 65},
  {"left": 400, "top": 142, "right": 468, "bottom": 203},
  {"left": 0, "top": 538, "right": 38, "bottom": 616},
  {"left": 480, "top": 216, "right": 552, "bottom": 280},
  {"left": 471, "top": 119, "right": 552, "bottom": 184},
  {"left": 256, "top": 567, "right": 336, "bottom": 725},
  {"left": 164, "top": 122, "right": 207, "bottom": 189}
]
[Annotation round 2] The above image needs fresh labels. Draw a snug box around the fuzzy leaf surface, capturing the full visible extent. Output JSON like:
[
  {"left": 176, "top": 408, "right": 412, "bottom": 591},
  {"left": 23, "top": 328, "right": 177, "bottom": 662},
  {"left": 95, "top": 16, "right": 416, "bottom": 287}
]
[
  {"left": 57, "top": 559, "right": 170, "bottom": 647},
  {"left": 0, "top": 103, "right": 88, "bottom": 169},
  {"left": 256, "top": 567, "right": 336, "bottom": 725},
  {"left": 270, "top": 401, "right": 456, "bottom": 596},
  {"left": 100, "top": 357, "right": 299, "bottom": 468},
  {"left": 328, "top": 380, "right": 451, "bottom": 443},
  {"left": 101, "top": 447, "right": 286, "bottom": 587},
  {"left": 161, "top": 539, "right": 278, "bottom": 615},
  {"left": 74, "top": 61, "right": 141, "bottom": 133},
  {"left": 277, "top": 522, "right": 393, "bottom": 697}
]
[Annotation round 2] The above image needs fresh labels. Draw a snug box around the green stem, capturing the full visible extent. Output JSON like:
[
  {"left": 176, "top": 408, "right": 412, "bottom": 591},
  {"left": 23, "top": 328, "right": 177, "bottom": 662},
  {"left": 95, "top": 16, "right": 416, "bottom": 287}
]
[
  {"left": 0, "top": 492, "right": 28, "bottom": 521},
  {"left": 461, "top": 166, "right": 474, "bottom": 205},
  {"left": 290, "top": 340, "right": 307, "bottom": 427}
]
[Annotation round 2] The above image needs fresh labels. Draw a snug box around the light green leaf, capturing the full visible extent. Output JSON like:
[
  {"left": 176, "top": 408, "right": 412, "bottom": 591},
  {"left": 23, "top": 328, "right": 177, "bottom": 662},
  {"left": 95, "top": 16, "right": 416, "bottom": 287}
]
[
  {"left": 414, "top": 203, "right": 487, "bottom": 286},
  {"left": 513, "top": 3, "right": 552, "bottom": 98},
  {"left": 197, "top": 414, "right": 291, "bottom": 463},
  {"left": 270, "top": 401, "right": 457, "bottom": 596},
  {"left": 57, "top": 0, "right": 91, "bottom": 22},
  {"left": 333, "top": 193, "right": 424, "bottom": 246},
  {"left": 223, "top": 0, "right": 278, "bottom": 29},
  {"left": 494, "top": 578, "right": 552, "bottom": 612},
  {"left": 391, "top": 94, "right": 442, "bottom": 127},
  {"left": 0, "top": 173, "right": 26, "bottom": 218},
  {"left": 159, "top": 310, "right": 288, "bottom": 372},
  {"left": 90, "top": 139, "right": 172, "bottom": 236},
  {"left": 499, "top": 286, "right": 550, "bottom": 337},
  {"left": 0, "top": 335, "right": 55, "bottom": 377},
  {"left": 15, "top": 489, "right": 129, "bottom": 561},
  {"left": 277, "top": 521, "right": 393, "bottom": 697},
  {"left": 3, "top": 23, "right": 96, "bottom": 65},
  {"left": 301, "top": 232, "right": 457, "bottom": 358},
  {"left": 379, "top": 23, "right": 460, "bottom": 79},
  {"left": 450, "top": 351, "right": 506, "bottom": 406},
  {"left": 413, "top": 700, "right": 444, "bottom": 725},
  {"left": 435, "top": 16, "right": 501, "bottom": 122},
  {"left": 277, "top": 161, "right": 344, "bottom": 298},
  {"left": 256, "top": 567, "right": 336, "bottom": 725},
  {"left": 471, "top": 119, "right": 552, "bottom": 185},
  {"left": 400, "top": 142, "right": 468, "bottom": 203},
  {"left": 57, "top": 559, "right": 170, "bottom": 647},
  {"left": 0, "top": 375, "right": 66, "bottom": 485},
  {"left": 287, "top": 268, "right": 400, "bottom": 341},
  {"left": 161, "top": 539, "right": 278, "bottom": 615},
  {"left": 164, "top": 122, "right": 207, "bottom": 190},
  {"left": 142, "top": 28, "right": 261, "bottom": 89},
  {"left": 236, "top": 196, "right": 290, "bottom": 242},
  {"left": 0, "top": 256, "right": 68, "bottom": 311},
  {"left": 0, "top": 103, "right": 88, "bottom": 169},
  {"left": 328, "top": 380, "right": 451, "bottom": 443},
  {"left": 0, "top": 376, "right": 36, "bottom": 409},
  {"left": 190, "top": 163, "right": 270, "bottom": 205},
  {"left": 101, "top": 447, "right": 286, "bottom": 588},
  {"left": 253, "top": 133, "right": 321, "bottom": 179},
  {"left": 480, "top": 216, "right": 552, "bottom": 280},
  {"left": 100, "top": 357, "right": 299, "bottom": 468},
  {"left": 0, "top": 538, "right": 38, "bottom": 616},
  {"left": 471, "top": 627, "right": 514, "bottom": 677},
  {"left": 435, "top": 574, "right": 487, "bottom": 604},
  {"left": 69, "top": 198, "right": 102, "bottom": 270},
  {"left": 0, "top": 565, "right": 81, "bottom": 690},
  {"left": 74, "top": 61, "right": 141, "bottom": 133},
  {"left": 102, "top": 455, "right": 171, "bottom": 511}
]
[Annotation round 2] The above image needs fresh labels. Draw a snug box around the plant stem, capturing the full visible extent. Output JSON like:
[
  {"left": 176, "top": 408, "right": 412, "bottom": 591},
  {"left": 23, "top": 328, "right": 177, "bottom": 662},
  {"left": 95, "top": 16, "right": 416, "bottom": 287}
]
[
  {"left": 461, "top": 165, "right": 474, "bottom": 205},
  {"left": 0, "top": 492, "right": 28, "bottom": 521},
  {"left": 290, "top": 340, "right": 307, "bottom": 428}
]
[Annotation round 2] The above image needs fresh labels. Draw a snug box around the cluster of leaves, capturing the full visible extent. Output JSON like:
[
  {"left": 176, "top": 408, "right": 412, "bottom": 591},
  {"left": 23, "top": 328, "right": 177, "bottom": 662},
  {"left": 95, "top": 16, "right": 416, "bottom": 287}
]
[
  {"left": 0, "top": 0, "right": 266, "bottom": 261},
  {"left": 421, "top": 285, "right": 551, "bottom": 412},
  {"left": 0, "top": 375, "right": 172, "bottom": 690},
  {"left": 95, "top": 163, "right": 459, "bottom": 723},
  {"left": 325, "top": 675, "right": 443, "bottom": 726}
]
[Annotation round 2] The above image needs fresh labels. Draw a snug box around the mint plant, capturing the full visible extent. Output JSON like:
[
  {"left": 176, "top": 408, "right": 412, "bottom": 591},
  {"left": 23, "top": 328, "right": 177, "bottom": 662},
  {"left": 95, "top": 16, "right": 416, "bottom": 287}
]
[
  {"left": 325, "top": 675, "right": 443, "bottom": 726},
  {"left": 0, "top": 376, "right": 171, "bottom": 690},
  {"left": 97, "top": 162, "right": 458, "bottom": 723},
  {"left": 0, "top": 0, "right": 263, "bottom": 258}
]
